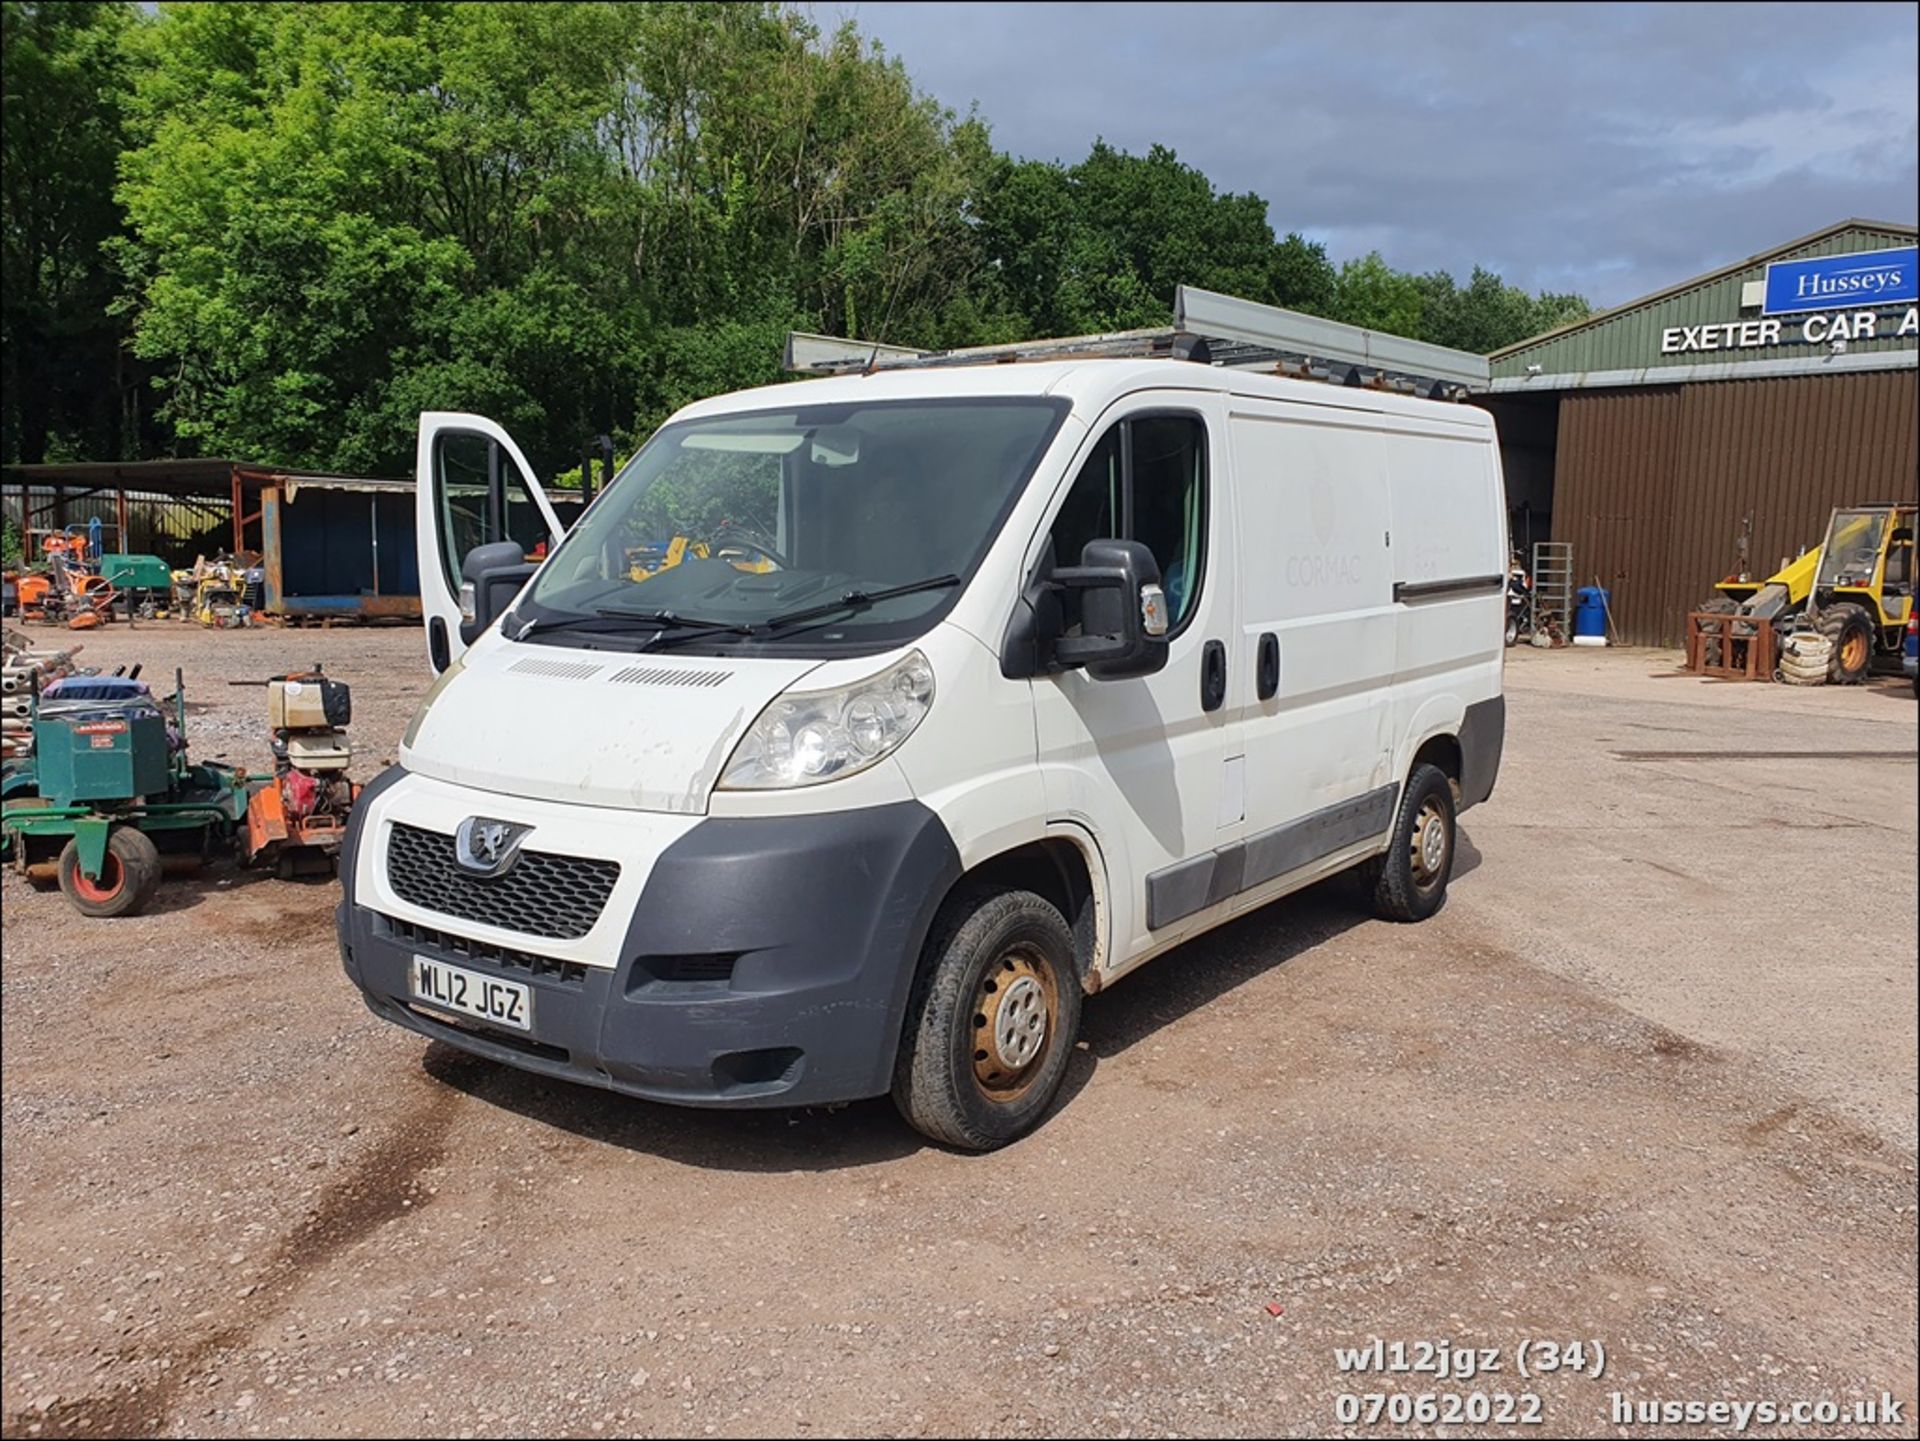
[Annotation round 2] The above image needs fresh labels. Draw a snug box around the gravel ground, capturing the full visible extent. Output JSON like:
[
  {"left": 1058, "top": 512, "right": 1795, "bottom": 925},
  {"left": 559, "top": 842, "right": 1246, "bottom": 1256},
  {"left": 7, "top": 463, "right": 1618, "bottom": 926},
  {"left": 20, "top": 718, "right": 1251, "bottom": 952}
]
[{"left": 2, "top": 625, "right": 1915, "bottom": 1439}]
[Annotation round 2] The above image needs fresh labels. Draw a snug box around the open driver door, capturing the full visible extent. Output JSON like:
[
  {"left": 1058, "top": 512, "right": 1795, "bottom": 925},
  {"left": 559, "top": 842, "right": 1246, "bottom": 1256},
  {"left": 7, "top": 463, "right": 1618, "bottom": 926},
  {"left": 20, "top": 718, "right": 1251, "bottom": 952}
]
[{"left": 415, "top": 412, "right": 567, "bottom": 674}]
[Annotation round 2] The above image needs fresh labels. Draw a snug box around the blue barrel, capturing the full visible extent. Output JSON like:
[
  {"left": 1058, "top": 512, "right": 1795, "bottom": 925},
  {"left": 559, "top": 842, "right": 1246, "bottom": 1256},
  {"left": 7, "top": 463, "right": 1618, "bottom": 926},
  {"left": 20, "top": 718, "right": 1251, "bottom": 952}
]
[{"left": 1574, "top": 585, "right": 1610, "bottom": 640}]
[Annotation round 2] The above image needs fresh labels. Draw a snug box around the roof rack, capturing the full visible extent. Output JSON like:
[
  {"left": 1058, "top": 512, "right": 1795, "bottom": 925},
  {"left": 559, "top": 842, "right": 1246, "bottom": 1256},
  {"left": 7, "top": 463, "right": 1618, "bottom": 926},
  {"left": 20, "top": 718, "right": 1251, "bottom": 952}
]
[{"left": 783, "top": 285, "right": 1491, "bottom": 400}]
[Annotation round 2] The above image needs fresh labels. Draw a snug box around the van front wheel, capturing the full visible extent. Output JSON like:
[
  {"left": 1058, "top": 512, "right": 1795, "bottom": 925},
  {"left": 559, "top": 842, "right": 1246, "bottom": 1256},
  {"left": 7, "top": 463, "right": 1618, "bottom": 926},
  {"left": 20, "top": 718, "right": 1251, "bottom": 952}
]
[
  {"left": 892, "top": 886, "right": 1082, "bottom": 1151},
  {"left": 1361, "top": 762, "right": 1456, "bottom": 923}
]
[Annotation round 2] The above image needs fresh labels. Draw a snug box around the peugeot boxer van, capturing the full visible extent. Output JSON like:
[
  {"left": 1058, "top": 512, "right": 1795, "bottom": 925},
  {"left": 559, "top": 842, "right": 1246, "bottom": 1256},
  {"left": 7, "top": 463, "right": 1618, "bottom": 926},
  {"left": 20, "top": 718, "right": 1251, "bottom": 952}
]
[{"left": 338, "top": 355, "right": 1506, "bottom": 1149}]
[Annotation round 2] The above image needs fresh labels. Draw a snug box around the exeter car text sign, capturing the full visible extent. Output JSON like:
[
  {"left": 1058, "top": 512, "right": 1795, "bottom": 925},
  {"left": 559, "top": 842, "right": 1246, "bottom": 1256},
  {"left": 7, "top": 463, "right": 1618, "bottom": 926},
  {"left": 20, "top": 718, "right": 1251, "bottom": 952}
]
[
  {"left": 1660, "top": 305, "right": 1919, "bottom": 355},
  {"left": 1762, "top": 247, "right": 1917, "bottom": 315}
]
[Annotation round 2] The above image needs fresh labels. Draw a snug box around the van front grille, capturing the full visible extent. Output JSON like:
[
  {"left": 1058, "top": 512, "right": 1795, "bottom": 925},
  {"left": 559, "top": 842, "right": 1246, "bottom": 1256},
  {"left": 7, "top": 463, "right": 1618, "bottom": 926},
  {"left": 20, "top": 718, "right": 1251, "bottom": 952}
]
[
  {"left": 384, "top": 823, "right": 619, "bottom": 940},
  {"left": 376, "top": 913, "right": 589, "bottom": 987}
]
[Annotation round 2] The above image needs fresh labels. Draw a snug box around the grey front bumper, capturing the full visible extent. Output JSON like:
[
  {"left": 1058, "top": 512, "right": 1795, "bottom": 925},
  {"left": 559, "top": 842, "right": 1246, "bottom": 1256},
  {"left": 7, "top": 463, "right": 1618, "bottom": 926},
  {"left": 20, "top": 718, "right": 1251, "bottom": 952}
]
[{"left": 338, "top": 770, "right": 961, "bottom": 1109}]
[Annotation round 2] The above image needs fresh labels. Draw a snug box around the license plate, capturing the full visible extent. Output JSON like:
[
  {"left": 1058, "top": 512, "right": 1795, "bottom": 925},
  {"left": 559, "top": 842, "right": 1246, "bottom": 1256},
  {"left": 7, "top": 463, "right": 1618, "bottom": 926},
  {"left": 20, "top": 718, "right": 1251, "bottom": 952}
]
[{"left": 409, "top": 956, "right": 532, "bottom": 1032}]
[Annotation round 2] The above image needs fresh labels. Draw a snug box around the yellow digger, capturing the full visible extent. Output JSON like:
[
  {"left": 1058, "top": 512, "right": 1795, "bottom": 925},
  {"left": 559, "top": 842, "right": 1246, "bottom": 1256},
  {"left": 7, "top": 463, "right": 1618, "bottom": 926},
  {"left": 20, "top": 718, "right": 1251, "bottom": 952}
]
[{"left": 1697, "top": 503, "right": 1916, "bottom": 684}]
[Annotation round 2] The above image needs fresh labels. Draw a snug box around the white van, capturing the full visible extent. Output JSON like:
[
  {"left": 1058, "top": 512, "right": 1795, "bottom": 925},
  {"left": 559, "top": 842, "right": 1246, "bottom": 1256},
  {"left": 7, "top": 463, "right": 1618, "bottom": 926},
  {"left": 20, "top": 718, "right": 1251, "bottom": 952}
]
[{"left": 338, "top": 343, "right": 1506, "bottom": 1149}]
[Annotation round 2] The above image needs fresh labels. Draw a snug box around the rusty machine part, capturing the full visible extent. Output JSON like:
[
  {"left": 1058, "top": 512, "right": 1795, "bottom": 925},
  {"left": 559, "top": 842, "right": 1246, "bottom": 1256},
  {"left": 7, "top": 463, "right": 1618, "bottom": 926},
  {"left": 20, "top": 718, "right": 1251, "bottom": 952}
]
[
  {"left": 12, "top": 540, "right": 119, "bottom": 628},
  {"left": 970, "top": 947, "right": 1059, "bottom": 1101},
  {"left": 2, "top": 628, "right": 88, "bottom": 762},
  {"left": 240, "top": 665, "right": 359, "bottom": 878}
]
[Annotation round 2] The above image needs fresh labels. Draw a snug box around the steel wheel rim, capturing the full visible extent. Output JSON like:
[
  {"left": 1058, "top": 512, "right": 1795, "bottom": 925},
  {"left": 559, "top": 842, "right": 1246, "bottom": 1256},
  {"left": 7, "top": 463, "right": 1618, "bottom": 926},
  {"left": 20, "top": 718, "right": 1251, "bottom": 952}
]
[
  {"left": 1410, "top": 799, "right": 1450, "bottom": 890},
  {"left": 71, "top": 850, "right": 125, "bottom": 903},
  {"left": 971, "top": 947, "right": 1058, "bottom": 1101},
  {"left": 1841, "top": 632, "right": 1868, "bottom": 671}
]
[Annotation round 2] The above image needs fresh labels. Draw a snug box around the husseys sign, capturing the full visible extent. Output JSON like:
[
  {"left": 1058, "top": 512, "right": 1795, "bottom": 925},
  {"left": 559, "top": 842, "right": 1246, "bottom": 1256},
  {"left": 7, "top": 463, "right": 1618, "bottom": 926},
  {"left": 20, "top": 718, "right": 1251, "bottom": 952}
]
[
  {"left": 1762, "top": 246, "right": 1916, "bottom": 314},
  {"left": 1660, "top": 246, "right": 1919, "bottom": 356}
]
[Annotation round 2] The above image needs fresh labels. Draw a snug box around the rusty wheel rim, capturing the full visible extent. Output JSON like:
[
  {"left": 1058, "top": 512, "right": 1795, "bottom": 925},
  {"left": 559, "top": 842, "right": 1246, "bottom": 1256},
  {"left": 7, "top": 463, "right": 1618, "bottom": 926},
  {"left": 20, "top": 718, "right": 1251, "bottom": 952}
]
[
  {"left": 1841, "top": 631, "right": 1869, "bottom": 672},
  {"left": 1410, "top": 797, "right": 1450, "bottom": 891},
  {"left": 71, "top": 850, "right": 125, "bottom": 904},
  {"left": 971, "top": 947, "right": 1058, "bottom": 1102}
]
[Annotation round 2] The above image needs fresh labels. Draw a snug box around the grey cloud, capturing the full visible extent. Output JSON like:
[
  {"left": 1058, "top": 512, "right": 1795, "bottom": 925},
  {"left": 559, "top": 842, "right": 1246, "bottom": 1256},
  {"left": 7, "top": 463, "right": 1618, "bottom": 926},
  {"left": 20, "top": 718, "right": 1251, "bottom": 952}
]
[{"left": 834, "top": 1, "right": 1919, "bottom": 306}]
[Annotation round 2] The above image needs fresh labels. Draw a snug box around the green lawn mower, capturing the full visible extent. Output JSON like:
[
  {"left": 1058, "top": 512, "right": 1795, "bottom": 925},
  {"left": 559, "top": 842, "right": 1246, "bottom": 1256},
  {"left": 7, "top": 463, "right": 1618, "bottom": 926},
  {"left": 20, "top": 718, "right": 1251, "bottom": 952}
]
[{"left": 1, "top": 670, "right": 253, "bottom": 916}]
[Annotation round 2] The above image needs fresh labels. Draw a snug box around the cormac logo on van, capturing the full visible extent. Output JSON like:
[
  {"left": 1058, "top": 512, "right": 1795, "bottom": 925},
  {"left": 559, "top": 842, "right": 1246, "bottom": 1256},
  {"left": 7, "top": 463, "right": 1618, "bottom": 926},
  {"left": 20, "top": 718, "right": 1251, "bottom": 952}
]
[{"left": 454, "top": 817, "right": 532, "bottom": 877}]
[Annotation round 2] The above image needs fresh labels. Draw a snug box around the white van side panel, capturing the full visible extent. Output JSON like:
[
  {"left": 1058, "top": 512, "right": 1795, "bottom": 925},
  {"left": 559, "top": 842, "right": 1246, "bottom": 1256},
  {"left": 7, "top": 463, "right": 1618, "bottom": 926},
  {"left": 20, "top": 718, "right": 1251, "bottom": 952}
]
[
  {"left": 1228, "top": 401, "right": 1398, "bottom": 907},
  {"left": 1382, "top": 423, "right": 1506, "bottom": 779}
]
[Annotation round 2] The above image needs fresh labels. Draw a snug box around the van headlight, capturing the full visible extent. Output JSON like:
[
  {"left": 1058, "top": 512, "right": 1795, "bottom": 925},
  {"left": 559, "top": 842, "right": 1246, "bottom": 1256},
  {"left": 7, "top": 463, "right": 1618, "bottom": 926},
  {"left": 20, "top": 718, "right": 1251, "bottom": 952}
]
[
  {"left": 719, "top": 650, "right": 934, "bottom": 789},
  {"left": 401, "top": 650, "right": 465, "bottom": 752}
]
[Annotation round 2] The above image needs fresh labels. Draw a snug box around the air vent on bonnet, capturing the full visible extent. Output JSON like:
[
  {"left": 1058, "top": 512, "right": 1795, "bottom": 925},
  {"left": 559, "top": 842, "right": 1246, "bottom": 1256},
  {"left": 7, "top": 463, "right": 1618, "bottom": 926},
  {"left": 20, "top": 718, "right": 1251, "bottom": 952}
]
[
  {"left": 607, "top": 665, "right": 731, "bottom": 688},
  {"left": 504, "top": 655, "right": 732, "bottom": 687},
  {"left": 508, "top": 657, "right": 604, "bottom": 681}
]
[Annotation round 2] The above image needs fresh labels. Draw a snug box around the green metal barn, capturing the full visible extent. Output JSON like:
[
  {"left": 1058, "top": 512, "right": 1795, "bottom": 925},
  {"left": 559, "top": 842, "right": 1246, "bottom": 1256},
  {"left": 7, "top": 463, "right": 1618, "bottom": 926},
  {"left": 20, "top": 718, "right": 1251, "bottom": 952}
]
[{"left": 1477, "top": 219, "right": 1918, "bottom": 647}]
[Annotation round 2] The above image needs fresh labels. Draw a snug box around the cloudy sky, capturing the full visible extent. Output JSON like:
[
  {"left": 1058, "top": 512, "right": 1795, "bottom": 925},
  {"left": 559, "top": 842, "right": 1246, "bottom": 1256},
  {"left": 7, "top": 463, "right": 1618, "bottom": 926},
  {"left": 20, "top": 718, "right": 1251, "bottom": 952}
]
[{"left": 832, "top": 1, "right": 1919, "bottom": 309}]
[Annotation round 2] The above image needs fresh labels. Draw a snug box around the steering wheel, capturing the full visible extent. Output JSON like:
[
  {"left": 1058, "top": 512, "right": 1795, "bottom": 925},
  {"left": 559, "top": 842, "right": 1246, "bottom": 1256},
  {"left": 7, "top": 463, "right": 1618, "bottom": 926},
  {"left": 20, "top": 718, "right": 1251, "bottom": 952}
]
[{"left": 710, "top": 523, "right": 789, "bottom": 569}]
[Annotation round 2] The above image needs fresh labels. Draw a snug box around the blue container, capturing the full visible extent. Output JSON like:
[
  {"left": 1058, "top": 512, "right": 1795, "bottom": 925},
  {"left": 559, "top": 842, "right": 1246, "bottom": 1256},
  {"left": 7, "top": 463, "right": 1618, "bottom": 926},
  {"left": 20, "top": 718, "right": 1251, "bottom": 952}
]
[{"left": 1574, "top": 585, "right": 1610, "bottom": 639}]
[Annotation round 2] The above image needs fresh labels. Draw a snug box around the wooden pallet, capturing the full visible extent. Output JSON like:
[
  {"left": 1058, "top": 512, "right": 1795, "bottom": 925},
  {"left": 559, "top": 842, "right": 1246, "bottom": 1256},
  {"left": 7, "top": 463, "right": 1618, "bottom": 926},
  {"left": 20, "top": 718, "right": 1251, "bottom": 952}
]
[{"left": 1684, "top": 610, "right": 1776, "bottom": 681}]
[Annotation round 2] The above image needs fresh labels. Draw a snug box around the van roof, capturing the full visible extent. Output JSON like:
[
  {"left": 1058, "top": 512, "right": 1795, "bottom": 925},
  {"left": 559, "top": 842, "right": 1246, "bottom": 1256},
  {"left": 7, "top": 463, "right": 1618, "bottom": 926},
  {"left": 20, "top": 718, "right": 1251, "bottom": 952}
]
[{"left": 672, "top": 358, "right": 1496, "bottom": 433}]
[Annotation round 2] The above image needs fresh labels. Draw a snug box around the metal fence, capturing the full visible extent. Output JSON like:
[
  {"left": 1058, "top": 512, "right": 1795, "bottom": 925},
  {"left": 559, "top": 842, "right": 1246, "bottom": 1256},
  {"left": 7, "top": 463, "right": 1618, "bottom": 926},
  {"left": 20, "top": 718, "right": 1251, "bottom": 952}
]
[{"left": 3, "top": 485, "right": 236, "bottom": 569}]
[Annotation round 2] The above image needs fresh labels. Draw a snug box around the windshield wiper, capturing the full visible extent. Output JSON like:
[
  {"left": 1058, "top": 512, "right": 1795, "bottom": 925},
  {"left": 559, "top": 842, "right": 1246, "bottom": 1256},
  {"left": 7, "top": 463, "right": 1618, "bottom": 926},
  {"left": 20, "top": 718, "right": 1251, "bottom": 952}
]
[
  {"left": 592, "top": 605, "right": 762, "bottom": 642},
  {"left": 507, "top": 606, "right": 756, "bottom": 645},
  {"left": 760, "top": 575, "right": 961, "bottom": 633}
]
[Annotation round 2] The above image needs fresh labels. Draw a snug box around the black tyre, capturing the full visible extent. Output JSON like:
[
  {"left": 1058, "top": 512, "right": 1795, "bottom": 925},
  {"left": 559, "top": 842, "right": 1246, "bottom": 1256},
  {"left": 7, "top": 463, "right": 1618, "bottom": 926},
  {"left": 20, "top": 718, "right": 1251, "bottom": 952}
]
[
  {"left": 1359, "top": 763, "right": 1456, "bottom": 923},
  {"left": 1504, "top": 613, "right": 1520, "bottom": 647},
  {"left": 1696, "top": 596, "right": 1739, "bottom": 668},
  {"left": 892, "top": 886, "right": 1082, "bottom": 1151},
  {"left": 1817, "top": 603, "right": 1875, "bottom": 684},
  {"left": 56, "top": 825, "right": 162, "bottom": 918}
]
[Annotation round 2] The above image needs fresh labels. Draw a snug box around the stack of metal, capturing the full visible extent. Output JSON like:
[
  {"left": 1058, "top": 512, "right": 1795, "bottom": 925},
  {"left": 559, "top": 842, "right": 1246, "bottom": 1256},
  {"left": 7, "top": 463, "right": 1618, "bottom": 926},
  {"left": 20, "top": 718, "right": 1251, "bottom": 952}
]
[{"left": 2, "top": 627, "right": 87, "bottom": 762}]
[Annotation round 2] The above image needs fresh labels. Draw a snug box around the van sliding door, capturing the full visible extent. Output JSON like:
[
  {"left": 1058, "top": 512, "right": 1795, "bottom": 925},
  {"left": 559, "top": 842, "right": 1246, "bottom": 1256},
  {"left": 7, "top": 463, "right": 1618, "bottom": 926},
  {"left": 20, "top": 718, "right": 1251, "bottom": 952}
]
[{"left": 1228, "top": 401, "right": 1397, "bottom": 907}]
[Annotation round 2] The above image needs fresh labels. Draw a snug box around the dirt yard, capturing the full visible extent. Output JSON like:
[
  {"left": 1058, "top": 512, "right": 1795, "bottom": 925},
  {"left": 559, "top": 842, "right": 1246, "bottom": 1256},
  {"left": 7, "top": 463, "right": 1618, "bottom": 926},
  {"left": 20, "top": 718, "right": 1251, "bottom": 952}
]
[{"left": 3, "top": 625, "right": 1915, "bottom": 1439}]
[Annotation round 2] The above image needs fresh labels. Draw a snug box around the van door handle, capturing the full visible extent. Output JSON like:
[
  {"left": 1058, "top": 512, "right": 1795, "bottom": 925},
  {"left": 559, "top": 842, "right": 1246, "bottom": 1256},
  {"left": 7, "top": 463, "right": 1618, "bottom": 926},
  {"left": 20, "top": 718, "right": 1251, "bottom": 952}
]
[
  {"left": 1201, "top": 639, "right": 1227, "bottom": 712},
  {"left": 1256, "top": 632, "right": 1280, "bottom": 700}
]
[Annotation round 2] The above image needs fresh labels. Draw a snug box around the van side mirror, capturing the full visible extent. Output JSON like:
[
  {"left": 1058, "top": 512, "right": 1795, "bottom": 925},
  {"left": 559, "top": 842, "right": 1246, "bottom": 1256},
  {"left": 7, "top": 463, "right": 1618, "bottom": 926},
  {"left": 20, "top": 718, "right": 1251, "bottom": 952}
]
[
  {"left": 1052, "top": 539, "right": 1170, "bottom": 680},
  {"left": 459, "top": 540, "right": 535, "bottom": 646}
]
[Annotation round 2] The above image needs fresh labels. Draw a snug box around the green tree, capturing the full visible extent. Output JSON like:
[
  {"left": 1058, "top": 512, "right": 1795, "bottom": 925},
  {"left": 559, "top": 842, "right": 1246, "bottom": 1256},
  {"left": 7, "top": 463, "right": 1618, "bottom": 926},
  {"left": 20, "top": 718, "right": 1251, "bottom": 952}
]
[
  {"left": 117, "top": 1, "right": 645, "bottom": 477},
  {"left": 1529, "top": 289, "right": 1592, "bottom": 337},
  {"left": 1268, "top": 232, "right": 1339, "bottom": 316},
  {"left": 115, "top": 1, "right": 1000, "bottom": 476},
  {"left": 1333, "top": 251, "right": 1425, "bottom": 336},
  {"left": 1, "top": 1, "right": 140, "bottom": 463},
  {"left": 978, "top": 141, "right": 1287, "bottom": 335},
  {"left": 1406, "top": 265, "right": 1596, "bottom": 352}
]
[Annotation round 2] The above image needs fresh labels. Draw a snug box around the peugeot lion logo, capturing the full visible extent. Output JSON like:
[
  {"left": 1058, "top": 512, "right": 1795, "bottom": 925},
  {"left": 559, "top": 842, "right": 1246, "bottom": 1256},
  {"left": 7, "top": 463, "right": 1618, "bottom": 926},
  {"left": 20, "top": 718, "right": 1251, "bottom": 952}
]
[{"left": 454, "top": 816, "right": 531, "bottom": 877}]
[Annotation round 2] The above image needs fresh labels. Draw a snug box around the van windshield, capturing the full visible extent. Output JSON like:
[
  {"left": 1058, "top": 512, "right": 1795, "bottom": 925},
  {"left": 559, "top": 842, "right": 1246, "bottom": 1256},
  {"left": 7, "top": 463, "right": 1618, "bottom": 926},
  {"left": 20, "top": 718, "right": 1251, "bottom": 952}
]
[{"left": 516, "top": 398, "right": 1069, "bottom": 651}]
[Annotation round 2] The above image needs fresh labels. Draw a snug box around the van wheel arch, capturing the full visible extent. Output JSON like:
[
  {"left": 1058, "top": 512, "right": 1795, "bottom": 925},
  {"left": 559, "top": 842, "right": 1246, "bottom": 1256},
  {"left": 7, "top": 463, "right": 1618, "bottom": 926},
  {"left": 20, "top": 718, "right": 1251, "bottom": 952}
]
[
  {"left": 1409, "top": 731, "right": 1463, "bottom": 805},
  {"left": 946, "top": 836, "right": 1102, "bottom": 990}
]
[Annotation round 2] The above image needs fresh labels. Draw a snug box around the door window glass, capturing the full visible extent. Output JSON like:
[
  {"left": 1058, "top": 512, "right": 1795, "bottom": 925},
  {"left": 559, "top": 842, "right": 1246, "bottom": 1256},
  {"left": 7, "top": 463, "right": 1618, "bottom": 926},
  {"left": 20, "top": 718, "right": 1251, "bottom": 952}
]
[
  {"left": 1048, "top": 413, "right": 1206, "bottom": 633},
  {"left": 501, "top": 463, "right": 551, "bottom": 560},
  {"left": 1129, "top": 415, "right": 1206, "bottom": 624},
  {"left": 433, "top": 432, "right": 490, "bottom": 593},
  {"left": 434, "top": 432, "right": 550, "bottom": 589}
]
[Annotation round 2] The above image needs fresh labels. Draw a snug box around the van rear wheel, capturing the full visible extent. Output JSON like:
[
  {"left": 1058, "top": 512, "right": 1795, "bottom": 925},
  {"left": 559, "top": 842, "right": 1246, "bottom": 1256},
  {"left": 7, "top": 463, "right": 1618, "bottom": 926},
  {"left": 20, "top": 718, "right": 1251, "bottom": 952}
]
[
  {"left": 1361, "top": 763, "right": 1456, "bottom": 923},
  {"left": 892, "top": 885, "right": 1081, "bottom": 1151}
]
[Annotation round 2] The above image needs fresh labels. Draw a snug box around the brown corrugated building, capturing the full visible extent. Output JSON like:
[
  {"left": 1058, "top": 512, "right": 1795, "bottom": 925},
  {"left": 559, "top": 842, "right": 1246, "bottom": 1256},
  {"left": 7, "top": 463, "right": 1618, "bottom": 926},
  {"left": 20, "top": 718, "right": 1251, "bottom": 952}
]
[{"left": 1478, "top": 219, "right": 1918, "bottom": 647}]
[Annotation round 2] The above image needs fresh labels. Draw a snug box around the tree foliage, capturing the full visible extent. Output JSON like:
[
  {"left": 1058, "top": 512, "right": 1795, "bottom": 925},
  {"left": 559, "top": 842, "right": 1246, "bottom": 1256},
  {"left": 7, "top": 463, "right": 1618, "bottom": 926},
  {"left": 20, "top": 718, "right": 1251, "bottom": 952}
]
[
  {"left": 1, "top": 0, "right": 141, "bottom": 463},
  {"left": 4, "top": 1, "right": 1592, "bottom": 476}
]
